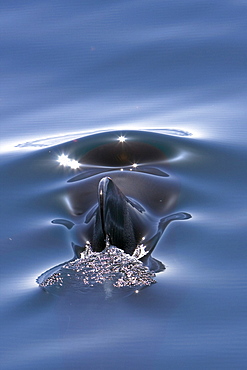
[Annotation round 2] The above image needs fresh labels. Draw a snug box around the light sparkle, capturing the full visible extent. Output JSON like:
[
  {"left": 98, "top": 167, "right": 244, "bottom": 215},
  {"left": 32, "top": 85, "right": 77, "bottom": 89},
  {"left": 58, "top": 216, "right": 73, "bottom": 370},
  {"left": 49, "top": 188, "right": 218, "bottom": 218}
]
[
  {"left": 118, "top": 136, "right": 126, "bottom": 143},
  {"left": 57, "top": 154, "right": 80, "bottom": 169}
]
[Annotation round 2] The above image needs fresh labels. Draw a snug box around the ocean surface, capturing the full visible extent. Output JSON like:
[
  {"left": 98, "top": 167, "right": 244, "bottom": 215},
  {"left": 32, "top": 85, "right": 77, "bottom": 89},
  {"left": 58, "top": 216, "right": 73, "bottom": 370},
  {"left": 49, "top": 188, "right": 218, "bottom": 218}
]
[{"left": 1, "top": 1, "right": 247, "bottom": 369}]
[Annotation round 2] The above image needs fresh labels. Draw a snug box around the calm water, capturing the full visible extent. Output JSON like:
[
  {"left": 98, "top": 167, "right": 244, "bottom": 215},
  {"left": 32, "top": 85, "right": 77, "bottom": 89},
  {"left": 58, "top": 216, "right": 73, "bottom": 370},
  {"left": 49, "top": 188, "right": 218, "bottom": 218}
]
[{"left": 1, "top": 2, "right": 247, "bottom": 369}]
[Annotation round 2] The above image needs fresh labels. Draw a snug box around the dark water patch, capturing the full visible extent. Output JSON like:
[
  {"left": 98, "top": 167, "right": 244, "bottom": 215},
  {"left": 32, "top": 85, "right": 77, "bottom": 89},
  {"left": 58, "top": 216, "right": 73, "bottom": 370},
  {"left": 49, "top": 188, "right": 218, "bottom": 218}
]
[{"left": 30, "top": 131, "right": 191, "bottom": 298}]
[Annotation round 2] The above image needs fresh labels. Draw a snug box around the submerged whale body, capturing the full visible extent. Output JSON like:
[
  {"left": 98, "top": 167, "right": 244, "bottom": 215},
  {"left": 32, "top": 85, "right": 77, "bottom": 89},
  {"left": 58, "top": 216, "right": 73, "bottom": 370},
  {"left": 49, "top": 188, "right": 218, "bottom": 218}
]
[{"left": 37, "top": 131, "right": 191, "bottom": 297}]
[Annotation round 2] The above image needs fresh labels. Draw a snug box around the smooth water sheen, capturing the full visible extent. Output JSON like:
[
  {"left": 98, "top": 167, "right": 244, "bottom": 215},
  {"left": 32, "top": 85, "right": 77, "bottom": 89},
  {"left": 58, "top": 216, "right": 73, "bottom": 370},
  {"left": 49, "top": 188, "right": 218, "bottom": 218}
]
[{"left": 1, "top": 1, "right": 247, "bottom": 370}]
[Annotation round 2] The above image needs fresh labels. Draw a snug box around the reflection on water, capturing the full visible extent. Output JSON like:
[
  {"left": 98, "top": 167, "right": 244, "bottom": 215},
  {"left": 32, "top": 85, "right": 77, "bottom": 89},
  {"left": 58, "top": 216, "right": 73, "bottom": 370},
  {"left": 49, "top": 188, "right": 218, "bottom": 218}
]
[{"left": 1, "top": 0, "right": 247, "bottom": 369}]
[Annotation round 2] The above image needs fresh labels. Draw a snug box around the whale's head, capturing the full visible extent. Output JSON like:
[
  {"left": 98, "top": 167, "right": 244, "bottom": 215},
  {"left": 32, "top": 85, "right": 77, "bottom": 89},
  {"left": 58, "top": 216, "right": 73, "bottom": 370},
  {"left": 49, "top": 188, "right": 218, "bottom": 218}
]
[{"left": 92, "top": 176, "right": 144, "bottom": 255}]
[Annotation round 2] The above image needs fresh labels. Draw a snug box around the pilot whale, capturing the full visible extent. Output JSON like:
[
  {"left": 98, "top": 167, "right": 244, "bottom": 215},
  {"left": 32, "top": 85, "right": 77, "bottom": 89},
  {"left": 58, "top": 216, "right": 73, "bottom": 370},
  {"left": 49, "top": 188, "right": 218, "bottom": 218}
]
[
  {"left": 37, "top": 131, "right": 191, "bottom": 296},
  {"left": 37, "top": 176, "right": 191, "bottom": 295},
  {"left": 51, "top": 176, "right": 191, "bottom": 269}
]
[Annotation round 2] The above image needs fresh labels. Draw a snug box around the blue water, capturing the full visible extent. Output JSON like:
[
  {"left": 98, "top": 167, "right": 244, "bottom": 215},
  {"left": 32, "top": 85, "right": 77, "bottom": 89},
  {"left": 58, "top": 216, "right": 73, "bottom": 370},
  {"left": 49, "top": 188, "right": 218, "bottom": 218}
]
[{"left": 1, "top": 1, "right": 247, "bottom": 369}]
